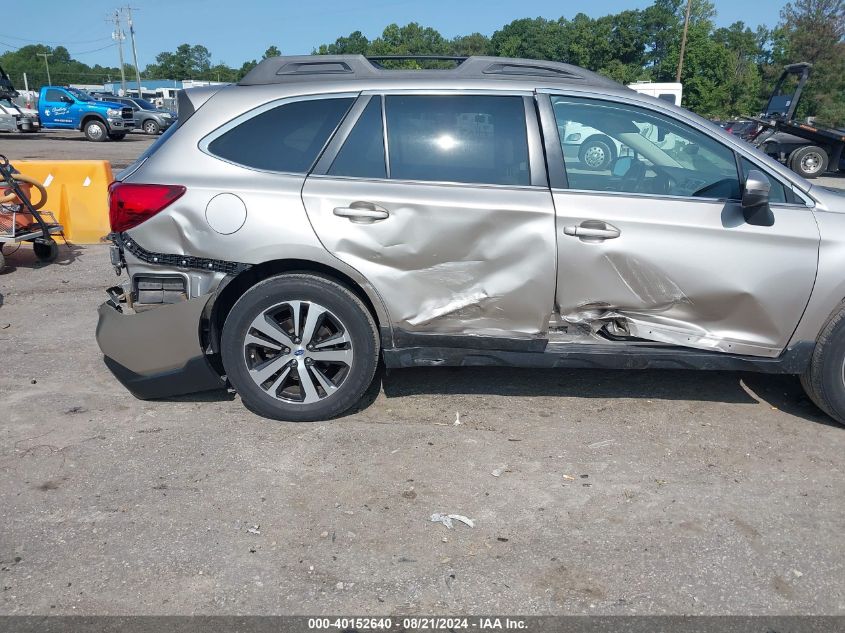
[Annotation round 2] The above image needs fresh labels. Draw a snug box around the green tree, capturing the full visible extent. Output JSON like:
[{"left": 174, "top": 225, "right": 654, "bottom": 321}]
[
  {"left": 772, "top": 0, "right": 845, "bottom": 125},
  {"left": 144, "top": 44, "right": 212, "bottom": 79},
  {"left": 263, "top": 46, "right": 281, "bottom": 59}
]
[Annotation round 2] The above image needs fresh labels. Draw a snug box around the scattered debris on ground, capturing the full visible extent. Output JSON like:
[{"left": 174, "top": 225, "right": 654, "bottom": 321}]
[{"left": 430, "top": 513, "right": 475, "bottom": 529}]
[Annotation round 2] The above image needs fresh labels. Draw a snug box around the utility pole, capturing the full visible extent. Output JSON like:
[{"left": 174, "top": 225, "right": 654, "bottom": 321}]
[
  {"left": 122, "top": 6, "right": 143, "bottom": 96},
  {"left": 37, "top": 53, "right": 52, "bottom": 85},
  {"left": 112, "top": 10, "right": 127, "bottom": 95},
  {"left": 676, "top": 0, "right": 692, "bottom": 83}
]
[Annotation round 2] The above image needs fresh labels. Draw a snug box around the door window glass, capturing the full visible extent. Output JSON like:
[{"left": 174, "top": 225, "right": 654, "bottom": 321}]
[
  {"left": 328, "top": 97, "right": 386, "bottom": 179},
  {"left": 551, "top": 96, "right": 741, "bottom": 200},
  {"left": 208, "top": 97, "right": 353, "bottom": 173},
  {"left": 45, "top": 89, "right": 66, "bottom": 102},
  {"left": 385, "top": 95, "right": 529, "bottom": 186}
]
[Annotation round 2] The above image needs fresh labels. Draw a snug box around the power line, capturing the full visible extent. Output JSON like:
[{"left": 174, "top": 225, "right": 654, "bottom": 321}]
[{"left": 71, "top": 43, "right": 118, "bottom": 56}]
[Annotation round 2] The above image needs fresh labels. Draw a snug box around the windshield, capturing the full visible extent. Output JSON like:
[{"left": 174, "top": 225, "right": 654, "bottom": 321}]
[
  {"left": 66, "top": 88, "right": 94, "bottom": 102},
  {"left": 132, "top": 98, "right": 157, "bottom": 110}
]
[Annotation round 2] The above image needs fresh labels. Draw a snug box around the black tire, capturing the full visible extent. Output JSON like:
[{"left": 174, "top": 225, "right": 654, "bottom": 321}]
[
  {"left": 800, "top": 303, "right": 845, "bottom": 425},
  {"left": 789, "top": 145, "right": 828, "bottom": 179},
  {"left": 108, "top": 132, "right": 127, "bottom": 140},
  {"left": 221, "top": 274, "right": 379, "bottom": 422},
  {"left": 0, "top": 249, "right": 5, "bottom": 273},
  {"left": 578, "top": 135, "right": 616, "bottom": 171},
  {"left": 33, "top": 239, "right": 58, "bottom": 262},
  {"left": 83, "top": 119, "right": 108, "bottom": 142},
  {"left": 142, "top": 120, "right": 160, "bottom": 135}
]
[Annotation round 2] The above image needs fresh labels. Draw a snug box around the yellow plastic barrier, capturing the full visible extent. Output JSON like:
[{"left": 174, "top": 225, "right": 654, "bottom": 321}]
[{"left": 12, "top": 160, "right": 113, "bottom": 244}]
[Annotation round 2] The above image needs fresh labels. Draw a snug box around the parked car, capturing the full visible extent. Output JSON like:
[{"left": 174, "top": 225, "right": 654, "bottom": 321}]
[
  {"left": 94, "top": 95, "right": 176, "bottom": 134},
  {"left": 38, "top": 86, "right": 134, "bottom": 141},
  {"left": 0, "top": 99, "right": 40, "bottom": 132},
  {"left": 98, "top": 54, "right": 845, "bottom": 425},
  {"left": 724, "top": 119, "right": 760, "bottom": 141}
]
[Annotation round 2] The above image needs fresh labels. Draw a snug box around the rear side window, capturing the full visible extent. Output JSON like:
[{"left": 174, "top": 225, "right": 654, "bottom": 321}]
[
  {"left": 208, "top": 97, "right": 353, "bottom": 173},
  {"left": 329, "top": 97, "right": 386, "bottom": 179},
  {"left": 384, "top": 95, "right": 529, "bottom": 186}
]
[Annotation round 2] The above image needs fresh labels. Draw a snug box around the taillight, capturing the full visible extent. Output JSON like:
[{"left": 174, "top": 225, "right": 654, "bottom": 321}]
[{"left": 108, "top": 182, "right": 186, "bottom": 233}]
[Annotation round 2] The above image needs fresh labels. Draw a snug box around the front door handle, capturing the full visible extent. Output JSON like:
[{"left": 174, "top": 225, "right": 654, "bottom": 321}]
[
  {"left": 333, "top": 202, "right": 389, "bottom": 224},
  {"left": 563, "top": 221, "right": 621, "bottom": 240}
]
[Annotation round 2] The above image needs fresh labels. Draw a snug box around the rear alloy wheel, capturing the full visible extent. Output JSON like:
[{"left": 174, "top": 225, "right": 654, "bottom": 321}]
[
  {"left": 789, "top": 145, "right": 828, "bottom": 179},
  {"left": 83, "top": 119, "right": 107, "bottom": 142},
  {"left": 143, "top": 120, "right": 160, "bottom": 135},
  {"left": 221, "top": 274, "right": 379, "bottom": 421}
]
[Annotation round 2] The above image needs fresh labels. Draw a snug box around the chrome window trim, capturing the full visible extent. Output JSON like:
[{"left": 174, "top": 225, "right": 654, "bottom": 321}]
[
  {"left": 551, "top": 186, "right": 812, "bottom": 208},
  {"left": 198, "top": 92, "right": 359, "bottom": 176},
  {"left": 381, "top": 94, "right": 391, "bottom": 179},
  {"left": 306, "top": 172, "right": 547, "bottom": 192}
]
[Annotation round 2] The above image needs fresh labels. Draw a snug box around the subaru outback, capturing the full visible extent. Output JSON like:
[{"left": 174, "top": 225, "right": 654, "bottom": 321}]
[{"left": 97, "top": 55, "right": 845, "bottom": 424}]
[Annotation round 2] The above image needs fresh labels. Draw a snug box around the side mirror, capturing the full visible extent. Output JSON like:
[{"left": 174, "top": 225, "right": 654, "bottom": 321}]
[
  {"left": 742, "top": 169, "right": 774, "bottom": 226},
  {"left": 61, "top": 95, "right": 74, "bottom": 104}
]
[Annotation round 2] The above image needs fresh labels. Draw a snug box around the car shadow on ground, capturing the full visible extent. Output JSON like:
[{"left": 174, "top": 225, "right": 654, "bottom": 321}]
[
  {"left": 380, "top": 366, "right": 838, "bottom": 428},
  {"left": 0, "top": 239, "right": 84, "bottom": 272}
]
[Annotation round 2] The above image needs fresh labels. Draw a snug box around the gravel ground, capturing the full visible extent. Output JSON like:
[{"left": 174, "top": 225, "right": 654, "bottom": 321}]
[{"left": 0, "top": 131, "right": 842, "bottom": 616}]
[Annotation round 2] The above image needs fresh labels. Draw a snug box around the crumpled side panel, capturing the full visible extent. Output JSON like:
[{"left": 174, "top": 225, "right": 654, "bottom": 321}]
[
  {"left": 302, "top": 178, "right": 557, "bottom": 337},
  {"left": 552, "top": 192, "right": 820, "bottom": 358}
]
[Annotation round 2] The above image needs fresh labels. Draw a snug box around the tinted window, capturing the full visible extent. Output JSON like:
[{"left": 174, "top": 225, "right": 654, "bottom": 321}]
[
  {"left": 45, "top": 89, "right": 66, "bottom": 102},
  {"left": 552, "top": 96, "right": 740, "bottom": 199},
  {"left": 208, "top": 97, "right": 353, "bottom": 173},
  {"left": 385, "top": 95, "right": 529, "bottom": 186},
  {"left": 740, "top": 157, "right": 787, "bottom": 204},
  {"left": 328, "top": 97, "right": 386, "bottom": 179},
  {"left": 658, "top": 93, "right": 677, "bottom": 104}
]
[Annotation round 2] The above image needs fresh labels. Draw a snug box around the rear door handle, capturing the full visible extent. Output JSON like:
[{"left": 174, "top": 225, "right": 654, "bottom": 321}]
[
  {"left": 333, "top": 202, "right": 389, "bottom": 224},
  {"left": 563, "top": 221, "right": 620, "bottom": 240}
]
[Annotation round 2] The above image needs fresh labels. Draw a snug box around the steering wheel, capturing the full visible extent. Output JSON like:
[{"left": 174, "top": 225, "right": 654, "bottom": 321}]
[{"left": 619, "top": 159, "right": 647, "bottom": 192}]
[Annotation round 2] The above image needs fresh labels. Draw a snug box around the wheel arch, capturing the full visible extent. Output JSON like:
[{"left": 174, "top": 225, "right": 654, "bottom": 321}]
[
  {"left": 206, "top": 258, "right": 392, "bottom": 357},
  {"left": 79, "top": 113, "right": 106, "bottom": 130}
]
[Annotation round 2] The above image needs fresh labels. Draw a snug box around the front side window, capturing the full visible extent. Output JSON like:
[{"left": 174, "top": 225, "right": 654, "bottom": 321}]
[
  {"left": 208, "top": 97, "right": 354, "bottom": 173},
  {"left": 385, "top": 95, "right": 529, "bottom": 186},
  {"left": 551, "top": 96, "right": 741, "bottom": 200}
]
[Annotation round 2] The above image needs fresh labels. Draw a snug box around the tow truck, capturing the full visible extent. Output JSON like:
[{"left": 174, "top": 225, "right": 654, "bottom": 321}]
[{"left": 753, "top": 62, "right": 845, "bottom": 179}]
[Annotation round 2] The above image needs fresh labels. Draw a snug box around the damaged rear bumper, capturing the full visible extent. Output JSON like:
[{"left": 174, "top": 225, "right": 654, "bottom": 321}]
[{"left": 96, "top": 294, "right": 225, "bottom": 399}]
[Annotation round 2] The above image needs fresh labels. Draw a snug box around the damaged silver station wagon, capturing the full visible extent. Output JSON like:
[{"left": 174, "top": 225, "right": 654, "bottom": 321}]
[{"left": 97, "top": 55, "right": 845, "bottom": 423}]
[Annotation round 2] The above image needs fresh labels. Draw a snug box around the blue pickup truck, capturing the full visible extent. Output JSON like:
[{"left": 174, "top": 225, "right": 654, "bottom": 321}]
[{"left": 38, "top": 86, "right": 135, "bottom": 141}]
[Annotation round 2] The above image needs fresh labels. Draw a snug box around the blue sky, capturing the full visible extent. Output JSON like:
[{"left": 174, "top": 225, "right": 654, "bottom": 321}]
[{"left": 0, "top": 0, "right": 788, "bottom": 69}]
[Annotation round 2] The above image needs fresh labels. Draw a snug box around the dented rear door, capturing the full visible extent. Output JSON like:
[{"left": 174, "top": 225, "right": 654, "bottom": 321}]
[
  {"left": 302, "top": 93, "right": 557, "bottom": 341},
  {"left": 542, "top": 93, "right": 819, "bottom": 357}
]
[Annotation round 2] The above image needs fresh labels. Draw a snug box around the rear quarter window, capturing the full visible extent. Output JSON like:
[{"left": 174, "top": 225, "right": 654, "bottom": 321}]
[{"left": 207, "top": 97, "right": 354, "bottom": 173}]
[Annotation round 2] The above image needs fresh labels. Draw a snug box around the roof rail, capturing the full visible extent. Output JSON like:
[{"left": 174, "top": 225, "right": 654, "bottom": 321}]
[{"left": 238, "top": 55, "right": 624, "bottom": 90}]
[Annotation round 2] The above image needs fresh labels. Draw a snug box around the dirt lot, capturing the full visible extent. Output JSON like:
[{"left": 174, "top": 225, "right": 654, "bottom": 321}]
[{"left": 0, "top": 131, "right": 843, "bottom": 616}]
